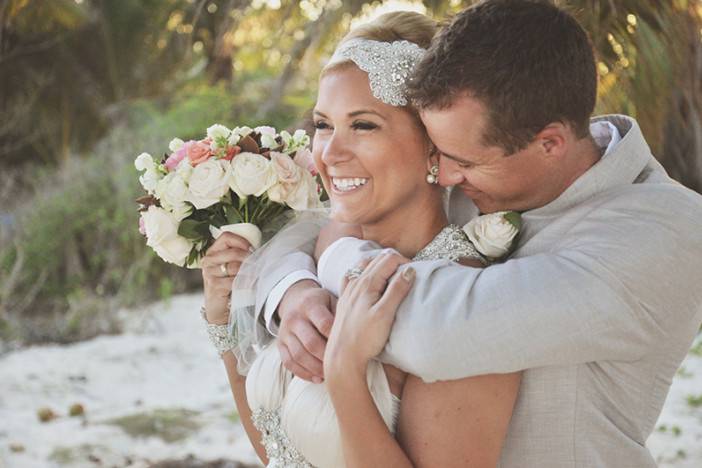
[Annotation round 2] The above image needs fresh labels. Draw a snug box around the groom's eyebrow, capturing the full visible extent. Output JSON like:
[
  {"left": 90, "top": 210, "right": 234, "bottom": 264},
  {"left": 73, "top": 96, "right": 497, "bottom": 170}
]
[{"left": 435, "top": 146, "right": 473, "bottom": 165}]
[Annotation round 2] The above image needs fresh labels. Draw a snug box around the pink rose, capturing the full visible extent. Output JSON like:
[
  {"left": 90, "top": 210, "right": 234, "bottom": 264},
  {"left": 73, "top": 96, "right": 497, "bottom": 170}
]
[
  {"left": 222, "top": 145, "right": 241, "bottom": 161},
  {"left": 187, "top": 139, "right": 213, "bottom": 166},
  {"left": 165, "top": 146, "right": 187, "bottom": 172},
  {"left": 293, "top": 148, "right": 318, "bottom": 176}
]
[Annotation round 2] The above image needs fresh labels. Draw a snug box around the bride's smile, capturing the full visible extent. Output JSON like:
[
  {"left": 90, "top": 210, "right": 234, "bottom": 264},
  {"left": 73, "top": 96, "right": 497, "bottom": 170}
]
[{"left": 311, "top": 65, "right": 442, "bottom": 236}]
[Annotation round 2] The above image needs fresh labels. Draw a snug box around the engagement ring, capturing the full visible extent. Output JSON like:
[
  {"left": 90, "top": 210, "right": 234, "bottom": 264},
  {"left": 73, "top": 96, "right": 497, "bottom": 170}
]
[
  {"left": 220, "top": 263, "right": 228, "bottom": 276},
  {"left": 345, "top": 267, "right": 364, "bottom": 280}
]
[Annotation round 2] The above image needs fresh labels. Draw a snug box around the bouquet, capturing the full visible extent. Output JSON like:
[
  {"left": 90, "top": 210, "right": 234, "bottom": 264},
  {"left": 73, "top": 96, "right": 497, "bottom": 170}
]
[{"left": 135, "top": 124, "right": 324, "bottom": 268}]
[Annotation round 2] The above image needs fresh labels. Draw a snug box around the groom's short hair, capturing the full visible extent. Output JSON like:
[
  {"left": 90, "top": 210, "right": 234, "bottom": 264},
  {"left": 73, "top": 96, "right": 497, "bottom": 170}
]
[{"left": 409, "top": 0, "right": 597, "bottom": 154}]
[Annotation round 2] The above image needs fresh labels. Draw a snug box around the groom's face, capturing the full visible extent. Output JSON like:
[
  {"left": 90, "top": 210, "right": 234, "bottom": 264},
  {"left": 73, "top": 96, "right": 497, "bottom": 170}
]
[{"left": 420, "top": 95, "right": 558, "bottom": 213}]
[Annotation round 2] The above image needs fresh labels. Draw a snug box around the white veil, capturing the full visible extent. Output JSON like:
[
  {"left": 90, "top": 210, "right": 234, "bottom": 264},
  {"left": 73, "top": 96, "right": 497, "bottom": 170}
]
[{"left": 229, "top": 207, "right": 329, "bottom": 375}]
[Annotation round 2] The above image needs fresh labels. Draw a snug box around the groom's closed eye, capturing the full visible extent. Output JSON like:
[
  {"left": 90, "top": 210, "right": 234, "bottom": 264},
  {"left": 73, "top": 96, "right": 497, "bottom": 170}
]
[{"left": 441, "top": 152, "right": 475, "bottom": 168}]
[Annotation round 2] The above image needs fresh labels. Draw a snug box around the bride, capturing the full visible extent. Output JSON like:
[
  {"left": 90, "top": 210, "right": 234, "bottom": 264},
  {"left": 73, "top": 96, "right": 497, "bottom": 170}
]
[{"left": 200, "top": 11, "right": 520, "bottom": 467}]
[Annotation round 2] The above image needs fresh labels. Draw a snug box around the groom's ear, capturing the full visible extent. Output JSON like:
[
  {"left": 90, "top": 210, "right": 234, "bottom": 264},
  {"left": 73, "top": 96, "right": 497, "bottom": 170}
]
[{"left": 534, "top": 123, "right": 568, "bottom": 160}]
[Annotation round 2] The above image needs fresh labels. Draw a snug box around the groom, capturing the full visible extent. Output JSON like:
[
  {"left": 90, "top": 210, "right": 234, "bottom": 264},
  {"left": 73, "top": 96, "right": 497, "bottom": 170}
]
[{"left": 249, "top": 1, "right": 702, "bottom": 466}]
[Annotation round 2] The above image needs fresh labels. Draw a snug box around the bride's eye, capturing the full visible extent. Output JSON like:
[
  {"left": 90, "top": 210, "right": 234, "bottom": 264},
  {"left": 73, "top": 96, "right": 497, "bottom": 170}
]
[
  {"left": 314, "top": 120, "right": 331, "bottom": 131},
  {"left": 352, "top": 120, "right": 378, "bottom": 131}
]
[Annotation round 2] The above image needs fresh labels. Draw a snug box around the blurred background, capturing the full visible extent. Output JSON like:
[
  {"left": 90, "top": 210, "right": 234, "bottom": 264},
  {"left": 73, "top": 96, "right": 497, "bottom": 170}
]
[
  {"left": 1, "top": 0, "right": 702, "bottom": 466},
  {"left": 1, "top": 0, "right": 701, "bottom": 345}
]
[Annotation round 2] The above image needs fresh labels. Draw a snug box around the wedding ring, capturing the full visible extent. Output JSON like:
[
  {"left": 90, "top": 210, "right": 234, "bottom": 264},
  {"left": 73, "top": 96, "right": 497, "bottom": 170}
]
[
  {"left": 220, "top": 263, "right": 228, "bottom": 276},
  {"left": 344, "top": 267, "right": 364, "bottom": 280}
]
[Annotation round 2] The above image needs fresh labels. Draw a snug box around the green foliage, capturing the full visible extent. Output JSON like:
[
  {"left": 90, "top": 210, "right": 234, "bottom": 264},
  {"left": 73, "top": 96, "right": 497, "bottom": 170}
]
[{"left": 687, "top": 394, "right": 702, "bottom": 408}]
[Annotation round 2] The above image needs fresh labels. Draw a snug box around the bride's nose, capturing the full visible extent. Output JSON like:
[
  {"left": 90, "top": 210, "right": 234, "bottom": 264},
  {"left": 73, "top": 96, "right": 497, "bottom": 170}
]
[{"left": 321, "top": 131, "right": 354, "bottom": 167}]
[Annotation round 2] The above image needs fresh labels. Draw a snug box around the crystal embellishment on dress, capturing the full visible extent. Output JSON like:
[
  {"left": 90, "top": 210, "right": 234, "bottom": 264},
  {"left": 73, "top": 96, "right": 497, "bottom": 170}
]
[
  {"left": 252, "top": 407, "right": 313, "bottom": 467},
  {"left": 327, "top": 39, "right": 426, "bottom": 107},
  {"left": 413, "top": 224, "right": 487, "bottom": 264}
]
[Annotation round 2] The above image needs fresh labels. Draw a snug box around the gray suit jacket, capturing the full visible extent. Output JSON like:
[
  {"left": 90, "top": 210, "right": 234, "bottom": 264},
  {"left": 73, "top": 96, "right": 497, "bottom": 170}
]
[{"left": 254, "top": 115, "right": 702, "bottom": 467}]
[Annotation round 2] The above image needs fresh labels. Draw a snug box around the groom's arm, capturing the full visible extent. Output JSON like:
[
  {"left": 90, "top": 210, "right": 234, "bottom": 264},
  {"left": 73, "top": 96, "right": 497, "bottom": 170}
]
[
  {"left": 254, "top": 220, "right": 362, "bottom": 381},
  {"left": 320, "top": 194, "right": 702, "bottom": 382}
]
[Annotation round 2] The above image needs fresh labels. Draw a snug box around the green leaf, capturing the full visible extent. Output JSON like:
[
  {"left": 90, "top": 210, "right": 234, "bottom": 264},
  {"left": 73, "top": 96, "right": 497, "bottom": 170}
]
[
  {"left": 224, "top": 204, "right": 243, "bottom": 224},
  {"left": 503, "top": 211, "right": 522, "bottom": 231},
  {"left": 178, "top": 219, "right": 209, "bottom": 240},
  {"left": 185, "top": 246, "right": 200, "bottom": 268}
]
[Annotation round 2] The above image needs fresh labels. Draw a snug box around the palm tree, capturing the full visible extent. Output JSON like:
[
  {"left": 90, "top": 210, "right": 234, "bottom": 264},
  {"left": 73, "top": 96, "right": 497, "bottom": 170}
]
[{"left": 564, "top": 0, "right": 702, "bottom": 192}]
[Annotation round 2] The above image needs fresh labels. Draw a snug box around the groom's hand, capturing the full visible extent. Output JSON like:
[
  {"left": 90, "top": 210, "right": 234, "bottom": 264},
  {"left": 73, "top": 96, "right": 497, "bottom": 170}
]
[{"left": 277, "top": 280, "right": 335, "bottom": 383}]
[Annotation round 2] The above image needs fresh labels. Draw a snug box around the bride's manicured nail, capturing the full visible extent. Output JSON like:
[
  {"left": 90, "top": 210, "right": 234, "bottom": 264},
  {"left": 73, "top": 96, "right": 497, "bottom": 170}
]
[
  {"left": 402, "top": 267, "right": 415, "bottom": 282},
  {"left": 313, "top": 377, "right": 323, "bottom": 384}
]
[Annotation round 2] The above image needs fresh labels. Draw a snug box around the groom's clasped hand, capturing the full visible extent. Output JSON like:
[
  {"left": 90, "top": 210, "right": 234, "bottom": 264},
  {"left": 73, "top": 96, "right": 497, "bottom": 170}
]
[{"left": 275, "top": 252, "right": 412, "bottom": 382}]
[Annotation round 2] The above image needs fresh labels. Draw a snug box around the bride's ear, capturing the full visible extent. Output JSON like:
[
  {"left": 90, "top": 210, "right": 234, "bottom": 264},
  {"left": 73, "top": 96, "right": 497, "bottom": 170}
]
[{"left": 426, "top": 142, "right": 440, "bottom": 169}]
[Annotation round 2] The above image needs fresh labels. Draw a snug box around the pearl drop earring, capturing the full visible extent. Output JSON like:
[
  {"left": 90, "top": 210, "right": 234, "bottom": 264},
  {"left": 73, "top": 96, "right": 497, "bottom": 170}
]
[{"left": 426, "top": 164, "right": 439, "bottom": 184}]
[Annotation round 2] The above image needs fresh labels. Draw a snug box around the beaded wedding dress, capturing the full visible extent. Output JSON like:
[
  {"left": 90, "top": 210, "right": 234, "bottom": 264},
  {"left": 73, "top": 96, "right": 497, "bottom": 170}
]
[{"left": 244, "top": 225, "right": 480, "bottom": 468}]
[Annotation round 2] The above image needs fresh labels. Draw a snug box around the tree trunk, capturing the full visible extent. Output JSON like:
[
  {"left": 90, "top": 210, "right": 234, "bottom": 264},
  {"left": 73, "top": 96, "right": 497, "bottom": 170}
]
[
  {"left": 257, "top": 0, "right": 366, "bottom": 119},
  {"left": 207, "top": 0, "right": 251, "bottom": 85}
]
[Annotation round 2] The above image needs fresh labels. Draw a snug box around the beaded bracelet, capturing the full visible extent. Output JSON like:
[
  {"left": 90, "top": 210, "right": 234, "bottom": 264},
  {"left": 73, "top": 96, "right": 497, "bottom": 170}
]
[{"left": 201, "top": 304, "right": 237, "bottom": 357}]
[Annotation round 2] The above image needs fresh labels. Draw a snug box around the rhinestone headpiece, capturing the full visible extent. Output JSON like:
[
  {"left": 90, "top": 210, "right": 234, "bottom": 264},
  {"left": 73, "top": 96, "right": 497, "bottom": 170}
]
[{"left": 327, "top": 38, "right": 426, "bottom": 107}]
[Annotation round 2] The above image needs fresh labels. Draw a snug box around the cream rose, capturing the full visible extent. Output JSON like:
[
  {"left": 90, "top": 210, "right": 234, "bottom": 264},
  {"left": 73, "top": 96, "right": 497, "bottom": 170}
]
[
  {"left": 229, "top": 152, "right": 277, "bottom": 198},
  {"left": 154, "top": 172, "right": 192, "bottom": 221},
  {"left": 267, "top": 152, "right": 302, "bottom": 203},
  {"left": 462, "top": 211, "right": 520, "bottom": 259},
  {"left": 284, "top": 170, "right": 322, "bottom": 210},
  {"left": 185, "top": 159, "right": 231, "bottom": 209},
  {"left": 142, "top": 206, "right": 192, "bottom": 266}
]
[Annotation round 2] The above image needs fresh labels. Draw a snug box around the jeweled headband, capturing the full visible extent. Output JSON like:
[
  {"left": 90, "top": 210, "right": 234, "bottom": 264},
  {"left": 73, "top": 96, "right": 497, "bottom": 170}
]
[{"left": 327, "top": 38, "right": 426, "bottom": 107}]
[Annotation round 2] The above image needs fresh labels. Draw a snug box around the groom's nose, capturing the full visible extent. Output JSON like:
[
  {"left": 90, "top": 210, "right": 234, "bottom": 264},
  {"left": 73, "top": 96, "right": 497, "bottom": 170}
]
[{"left": 438, "top": 158, "right": 466, "bottom": 187}]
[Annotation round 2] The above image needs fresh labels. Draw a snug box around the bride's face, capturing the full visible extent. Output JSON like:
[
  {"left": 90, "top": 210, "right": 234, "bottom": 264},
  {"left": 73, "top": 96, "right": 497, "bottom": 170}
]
[{"left": 312, "top": 65, "right": 432, "bottom": 226}]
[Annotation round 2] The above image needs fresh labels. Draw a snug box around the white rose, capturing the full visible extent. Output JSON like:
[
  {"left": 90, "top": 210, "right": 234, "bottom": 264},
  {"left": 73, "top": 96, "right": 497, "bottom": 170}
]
[
  {"left": 284, "top": 170, "right": 321, "bottom": 210},
  {"left": 267, "top": 152, "right": 302, "bottom": 203},
  {"left": 168, "top": 138, "right": 185, "bottom": 152},
  {"left": 256, "top": 125, "right": 278, "bottom": 149},
  {"left": 135, "top": 152, "right": 166, "bottom": 193},
  {"left": 207, "top": 124, "right": 230, "bottom": 141},
  {"left": 154, "top": 172, "right": 192, "bottom": 221},
  {"left": 228, "top": 126, "right": 252, "bottom": 146},
  {"left": 175, "top": 158, "right": 194, "bottom": 182},
  {"left": 185, "top": 159, "right": 231, "bottom": 209},
  {"left": 134, "top": 152, "right": 155, "bottom": 171},
  {"left": 229, "top": 152, "right": 277, "bottom": 198},
  {"left": 142, "top": 206, "right": 193, "bottom": 266},
  {"left": 462, "top": 211, "right": 520, "bottom": 259},
  {"left": 139, "top": 169, "right": 161, "bottom": 194}
]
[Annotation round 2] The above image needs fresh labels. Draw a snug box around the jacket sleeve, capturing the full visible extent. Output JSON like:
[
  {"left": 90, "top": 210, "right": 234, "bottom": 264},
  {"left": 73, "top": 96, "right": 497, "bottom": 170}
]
[{"left": 321, "top": 192, "right": 702, "bottom": 382}]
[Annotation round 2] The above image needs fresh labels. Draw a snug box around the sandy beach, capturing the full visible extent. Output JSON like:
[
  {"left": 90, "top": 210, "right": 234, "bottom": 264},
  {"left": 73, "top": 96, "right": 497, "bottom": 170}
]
[{"left": 1, "top": 293, "right": 700, "bottom": 467}]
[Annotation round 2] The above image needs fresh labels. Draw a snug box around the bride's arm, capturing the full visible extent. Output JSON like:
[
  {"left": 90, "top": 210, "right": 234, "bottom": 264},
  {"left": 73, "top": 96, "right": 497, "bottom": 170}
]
[
  {"left": 397, "top": 373, "right": 520, "bottom": 467},
  {"left": 219, "top": 351, "right": 269, "bottom": 465},
  {"left": 325, "top": 253, "right": 519, "bottom": 467},
  {"left": 324, "top": 253, "right": 415, "bottom": 468},
  {"left": 200, "top": 235, "right": 268, "bottom": 464}
]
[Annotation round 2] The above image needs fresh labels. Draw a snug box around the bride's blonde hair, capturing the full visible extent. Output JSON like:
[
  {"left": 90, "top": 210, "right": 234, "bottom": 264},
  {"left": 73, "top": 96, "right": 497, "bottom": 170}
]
[{"left": 322, "top": 11, "right": 438, "bottom": 76}]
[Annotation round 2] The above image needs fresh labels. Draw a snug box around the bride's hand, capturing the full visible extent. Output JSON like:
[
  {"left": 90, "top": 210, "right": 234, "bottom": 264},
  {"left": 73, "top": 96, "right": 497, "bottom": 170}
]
[
  {"left": 324, "top": 253, "right": 415, "bottom": 379},
  {"left": 201, "top": 233, "right": 253, "bottom": 325}
]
